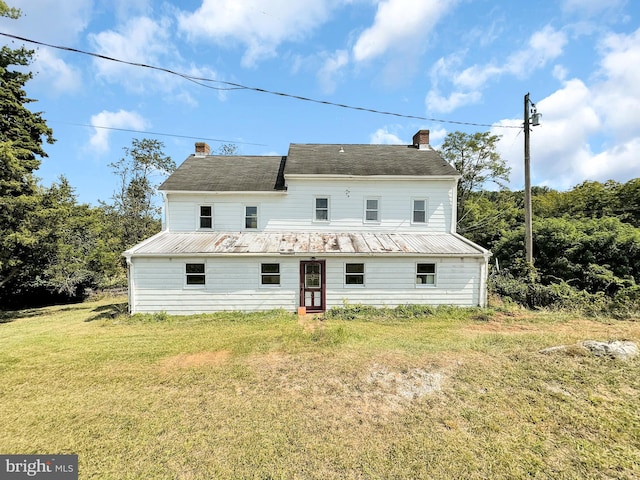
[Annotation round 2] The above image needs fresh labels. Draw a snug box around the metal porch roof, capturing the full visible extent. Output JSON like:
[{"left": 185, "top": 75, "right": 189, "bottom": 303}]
[{"left": 124, "top": 231, "right": 489, "bottom": 257}]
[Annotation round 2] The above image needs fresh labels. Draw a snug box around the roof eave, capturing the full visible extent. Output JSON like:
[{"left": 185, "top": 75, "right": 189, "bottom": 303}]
[
  {"left": 159, "top": 189, "right": 288, "bottom": 195},
  {"left": 284, "top": 174, "right": 461, "bottom": 181}
]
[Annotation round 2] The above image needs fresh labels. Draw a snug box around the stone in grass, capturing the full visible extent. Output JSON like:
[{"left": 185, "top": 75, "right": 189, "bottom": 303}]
[
  {"left": 581, "top": 340, "right": 639, "bottom": 361},
  {"left": 540, "top": 341, "right": 639, "bottom": 360}
]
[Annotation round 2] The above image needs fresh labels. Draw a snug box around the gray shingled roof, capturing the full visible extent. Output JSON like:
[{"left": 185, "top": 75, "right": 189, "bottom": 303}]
[
  {"left": 285, "top": 144, "right": 459, "bottom": 176},
  {"left": 159, "top": 144, "right": 459, "bottom": 192},
  {"left": 159, "top": 155, "right": 286, "bottom": 192}
]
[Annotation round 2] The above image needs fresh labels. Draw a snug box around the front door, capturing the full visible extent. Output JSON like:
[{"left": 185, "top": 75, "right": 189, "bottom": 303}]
[{"left": 300, "top": 260, "right": 326, "bottom": 313}]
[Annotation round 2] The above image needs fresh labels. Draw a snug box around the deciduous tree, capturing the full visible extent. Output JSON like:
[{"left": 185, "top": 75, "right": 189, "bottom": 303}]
[
  {"left": 105, "top": 138, "right": 175, "bottom": 249},
  {"left": 439, "top": 131, "right": 510, "bottom": 234}
]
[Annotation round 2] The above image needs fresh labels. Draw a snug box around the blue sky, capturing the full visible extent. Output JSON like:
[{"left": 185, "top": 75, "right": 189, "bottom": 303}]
[{"left": 1, "top": 0, "right": 638, "bottom": 205}]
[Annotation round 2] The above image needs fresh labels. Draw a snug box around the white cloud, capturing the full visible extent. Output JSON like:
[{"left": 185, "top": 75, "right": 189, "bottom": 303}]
[
  {"left": 593, "top": 28, "right": 640, "bottom": 142},
  {"left": 428, "top": 26, "right": 567, "bottom": 113},
  {"left": 562, "top": 0, "right": 626, "bottom": 17},
  {"left": 88, "top": 16, "right": 177, "bottom": 92},
  {"left": 454, "top": 26, "right": 567, "bottom": 89},
  {"left": 32, "top": 48, "right": 82, "bottom": 94},
  {"left": 426, "top": 90, "right": 482, "bottom": 113},
  {"left": 370, "top": 128, "right": 404, "bottom": 145},
  {"left": 177, "top": 0, "right": 336, "bottom": 67},
  {"left": 89, "top": 110, "right": 148, "bottom": 154},
  {"left": 426, "top": 127, "right": 448, "bottom": 147},
  {"left": 495, "top": 56, "right": 640, "bottom": 192},
  {"left": 8, "top": 0, "right": 92, "bottom": 44},
  {"left": 317, "top": 50, "right": 350, "bottom": 94},
  {"left": 352, "top": 0, "right": 456, "bottom": 63},
  {"left": 4, "top": 0, "right": 91, "bottom": 96}
]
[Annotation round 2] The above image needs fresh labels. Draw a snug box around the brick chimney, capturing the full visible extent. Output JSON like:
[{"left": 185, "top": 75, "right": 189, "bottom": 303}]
[
  {"left": 195, "top": 142, "right": 210, "bottom": 156},
  {"left": 412, "top": 130, "right": 430, "bottom": 150}
]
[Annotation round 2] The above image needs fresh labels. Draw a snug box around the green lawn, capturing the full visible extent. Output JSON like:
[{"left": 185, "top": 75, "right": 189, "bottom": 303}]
[{"left": 1, "top": 297, "right": 639, "bottom": 479}]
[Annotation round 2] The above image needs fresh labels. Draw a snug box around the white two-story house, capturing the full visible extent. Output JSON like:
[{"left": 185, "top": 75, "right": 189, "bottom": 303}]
[{"left": 123, "top": 130, "right": 491, "bottom": 314}]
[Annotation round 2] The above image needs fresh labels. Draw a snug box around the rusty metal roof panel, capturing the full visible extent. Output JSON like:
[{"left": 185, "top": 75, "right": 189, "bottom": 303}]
[{"left": 125, "top": 232, "right": 488, "bottom": 257}]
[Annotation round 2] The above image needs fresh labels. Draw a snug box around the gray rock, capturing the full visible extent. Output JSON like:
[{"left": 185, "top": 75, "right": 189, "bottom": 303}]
[{"left": 581, "top": 340, "right": 639, "bottom": 360}]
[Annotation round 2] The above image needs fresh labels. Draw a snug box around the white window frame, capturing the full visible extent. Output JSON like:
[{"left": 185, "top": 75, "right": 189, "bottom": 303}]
[
  {"left": 244, "top": 205, "right": 258, "bottom": 230},
  {"left": 185, "top": 262, "right": 206, "bottom": 287},
  {"left": 198, "top": 205, "right": 213, "bottom": 230},
  {"left": 344, "top": 263, "right": 365, "bottom": 287},
  {"left": 364, "top": 197, "right": 381, "bottom": 223},
  {"left": 412, "top": 198, "right": 428, "bottom": 224},
  {"left": 313, "top": 197, "right": 330, "bottom": 223},
  {"left": 260, "top": 263, "right": 281, "bottom": 287},
  {"left": 416, "top": 262, "right": 437, "bottom": 287}
]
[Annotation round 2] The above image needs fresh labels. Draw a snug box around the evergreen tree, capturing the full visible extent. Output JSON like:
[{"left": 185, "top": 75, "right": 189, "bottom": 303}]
[{"left": 0, "top": 2, "right": 55, "bottom": 295}]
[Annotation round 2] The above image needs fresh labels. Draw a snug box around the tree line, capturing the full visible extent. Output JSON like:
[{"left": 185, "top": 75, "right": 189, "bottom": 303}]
[{"left": 441, "top": 132, "right": 640, "bottom": 317}]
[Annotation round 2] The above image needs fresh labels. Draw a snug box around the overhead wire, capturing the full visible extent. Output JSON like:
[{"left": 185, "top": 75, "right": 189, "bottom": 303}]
[
  {"left": 0, "top": 31, "right": 523, "bottom": 130},
  {"left": 53, "top": 121, "right": 268, "bottom": 146}
]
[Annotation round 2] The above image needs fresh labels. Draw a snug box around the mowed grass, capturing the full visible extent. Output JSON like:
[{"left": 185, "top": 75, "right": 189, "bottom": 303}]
[{"left": 1, "top": 298, "right": 639, "bottom": 479}]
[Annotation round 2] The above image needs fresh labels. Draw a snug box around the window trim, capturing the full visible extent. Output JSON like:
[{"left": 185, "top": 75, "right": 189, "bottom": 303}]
[
  {"left": 364, "top": 197, "right": 381, "bottom": 223},
  {"left": 313, "top": 196, "right": 330, "bottom": 223},
  {"left": 244, "top": 205, "right": 258, "bottom": 230},
  {"left": 412, "top": 198, "right": 428, "bottom": 224},
  {"left": 344, "top": 262, "right": 365, "bottom": 287},
  {"left": 198, "top": 205, "right": 213, "bottom": 230},
  {"left": 416, "top": 262, "right": 437, "bottom": 287},
  {"left": 260, "top": 263, "right": 281, "bottom": 287},
  {"left": 185, "top": 262, "right": 206, "bottom": 287}
]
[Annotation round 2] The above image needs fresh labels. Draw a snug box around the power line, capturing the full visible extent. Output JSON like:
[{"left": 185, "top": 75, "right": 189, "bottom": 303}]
[
  {"left": 52, "top": 121, "right": 268, "bottom": 146},
  {"left": 1, "top": 31, "right": 522, "bottom": 130}
]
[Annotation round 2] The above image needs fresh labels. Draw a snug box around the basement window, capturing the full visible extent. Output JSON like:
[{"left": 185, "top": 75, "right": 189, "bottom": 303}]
[
  {"left": 186, "top": 263, "right": 206, "bottom": 285},
  {"left": 261, "top": 263, "right": 280, "bottom": 286},
  {"left": 345, "top": 263, "right": 365, "bottom": 286},
  {"left": 416, "top": 263, "right": 436, "bottom": 286}
]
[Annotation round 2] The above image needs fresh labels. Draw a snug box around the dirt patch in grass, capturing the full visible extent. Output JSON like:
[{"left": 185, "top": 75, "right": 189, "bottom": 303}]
[
  {"left": 297, "top": 314, "right": 323, "bottom": 333},
  {"left": 246, "top": 350, "right": 450, "bottom": 419},
  {"left": 161, "top": 350, "right": 231, "bottom": 370}
]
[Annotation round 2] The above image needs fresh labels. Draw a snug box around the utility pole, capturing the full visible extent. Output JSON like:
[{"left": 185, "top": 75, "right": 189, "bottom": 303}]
[{"left": 524, "top": 93, "right": 533, "bottom": 265}]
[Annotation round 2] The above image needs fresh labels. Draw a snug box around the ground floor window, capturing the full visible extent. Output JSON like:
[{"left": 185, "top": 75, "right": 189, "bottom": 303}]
[
  {"left": 416, "top": 263, "right": 436, "bottom": 286},
  {"left": 261, "top": 263, "right": 280, "bottom": 285},
  {"left": 186, "top": 263, "right": 206, "bottom": 285},
  {"left": 345, "top": 263, "right": 365, "bottom": 285}
]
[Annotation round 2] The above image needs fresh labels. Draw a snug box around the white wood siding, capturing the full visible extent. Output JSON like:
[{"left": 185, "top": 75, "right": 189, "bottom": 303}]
[
  {"left": 325, "top": 256, "right": 482, "bottom": 308},
  {"left": 164, "top": 179, "right": 455, "bottom": 233},
  {"left": 129, "top": 255, "right": 483, "bottom": 314}
]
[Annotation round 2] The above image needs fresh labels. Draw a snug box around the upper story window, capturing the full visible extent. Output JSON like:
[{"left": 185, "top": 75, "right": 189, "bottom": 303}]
[
  {"left": 186, "top": 263, "right": 206, "bottom": 286},
  {"left": 412, "top": 199, "right": 427, "bottom": 224},
  {"left": 416, "top": 263, "right": 436, "bottom": 286},
  {"left": 314, "top": 197, "right": 329, "bottom": 222},
  {"left": 345, "top": 263, "right": 365, "bottom": 286},
  {"left": 364, "top": 198, "right": 380, "bottom": 223},
  {"left": 245, "top": 206, "right": 258, "bottom": 229},
  {"left": 199, "top": 205, "right": 213, "bottom": 229}
]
